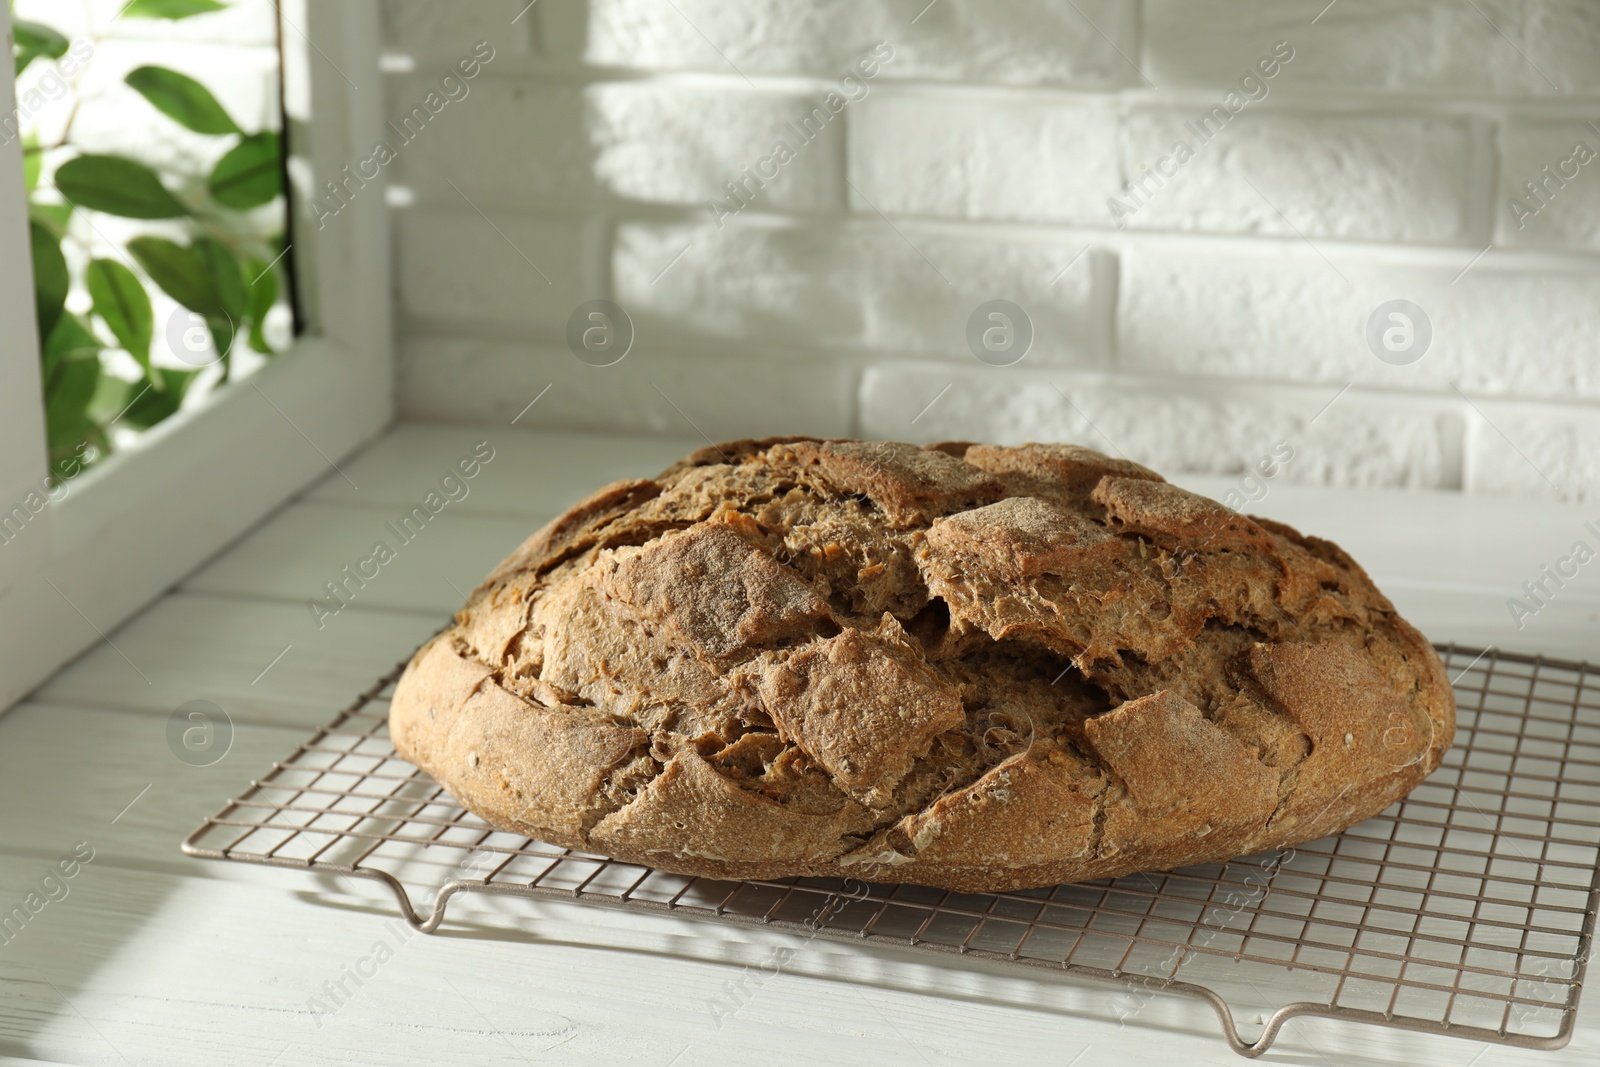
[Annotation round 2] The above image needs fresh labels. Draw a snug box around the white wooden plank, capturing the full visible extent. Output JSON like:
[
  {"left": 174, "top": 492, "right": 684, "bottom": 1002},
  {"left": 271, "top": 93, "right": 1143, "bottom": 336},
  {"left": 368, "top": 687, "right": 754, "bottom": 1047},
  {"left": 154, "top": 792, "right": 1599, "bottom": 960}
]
[
  {"left": 2, "top": 699, "right": 1597, "bottom": 1064},
  {"left": 397, "top": 334, "right": 862, "bottom": 438},
  {"left": 304, "top": 424, "right": 701, "bottom": 515},
  {"left": 31, "top": 593, "right": 437, "bottom": 730},
  {"left": 180, "top": 501, "right": 532, "bottom": 615},
  {"left": 1, "top": 853, "right": 1586, "bottom": 1067},
  {"left": 0, "top": 703, "right": 1197, "bottom": 1061},
  {"left": 0, "top": 860, "right": 1079, "bottom": 1067},
  {"left": 7, "top": 423, "right": 1600, "bottom": 1067},
  {"left": 0, "top": 703, "right": 306, "bottom": 869}
]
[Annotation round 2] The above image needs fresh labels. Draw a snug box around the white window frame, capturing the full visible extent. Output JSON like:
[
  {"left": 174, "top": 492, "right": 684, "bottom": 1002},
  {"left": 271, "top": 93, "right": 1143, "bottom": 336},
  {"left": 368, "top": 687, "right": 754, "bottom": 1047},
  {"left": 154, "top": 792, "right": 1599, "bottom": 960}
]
[{"left": 0, "top": 0, "right": 391, "bottom": 708}]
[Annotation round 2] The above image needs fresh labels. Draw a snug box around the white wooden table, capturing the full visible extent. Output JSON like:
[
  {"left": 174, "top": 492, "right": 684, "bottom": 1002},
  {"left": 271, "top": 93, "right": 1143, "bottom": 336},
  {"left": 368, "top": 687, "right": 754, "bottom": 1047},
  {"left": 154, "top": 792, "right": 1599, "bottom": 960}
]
[{"left": 1, "top": 424, "right": 1596, "bottom": 1067}]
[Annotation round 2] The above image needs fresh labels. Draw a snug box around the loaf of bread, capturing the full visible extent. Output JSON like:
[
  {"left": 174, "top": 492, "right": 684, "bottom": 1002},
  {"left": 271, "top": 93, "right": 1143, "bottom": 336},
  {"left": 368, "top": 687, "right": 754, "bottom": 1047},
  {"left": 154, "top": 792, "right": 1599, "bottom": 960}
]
[{"left": 390, "top": 438, "right": 1454, "bottom": 892}]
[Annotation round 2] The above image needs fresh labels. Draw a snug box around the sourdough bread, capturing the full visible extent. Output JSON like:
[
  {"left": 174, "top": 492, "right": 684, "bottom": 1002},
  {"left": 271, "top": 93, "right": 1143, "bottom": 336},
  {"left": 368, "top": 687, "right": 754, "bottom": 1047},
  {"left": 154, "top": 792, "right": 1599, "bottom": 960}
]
[{"left": 389, "top": 439, "right": 1455, "bottom": 892}]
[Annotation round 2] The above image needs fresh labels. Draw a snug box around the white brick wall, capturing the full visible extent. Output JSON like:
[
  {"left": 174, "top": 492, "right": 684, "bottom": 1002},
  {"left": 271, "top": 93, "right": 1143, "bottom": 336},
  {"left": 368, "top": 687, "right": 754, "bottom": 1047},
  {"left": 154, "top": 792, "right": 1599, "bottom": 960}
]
[
  {"left": 387, "top": 78, "right": 846, "bottom": 211},
  {"left": 1496, "top": 116, "right": 1600, "bottom": 249},
  {"left": 394, "top": 210, "right": 603, "bottom": 337},
  {"left": 848, "top": 94, "right": 1121, "bottom": 225},
  {"left": 380, "top": 0, "right": 536, "bottom": 53},
  {"left": 857, "top": 364, "right": 1460, "bottom": 490},
  {"left": 399, "top": 337, "right": 858, "bottom": 438},
  {"left": 612, "top": 220, "right": 1112, "bottom": 364},
  {"left": 1118, "top": 110, "right": 1488, "bottom": 243},
  {"left": 1118, "top": 245, "right": 1600, "bottom": 401},
  {"left": 1464, "top": 401, "right": 1600, "bottom": 502},
  {"left": 380, "top": 0, "right": 1600, "bottom": 501},
  {"left": 587, "top": 83, "right": 846, "bottom": 213},
  {"left": 1143, "top": 0, "right": 1600, "bottom": 97},
  {"left": 384, "top": 80, "right": 597, "bottom": 204},
  {"left": 567, "top": 0, "right": 1137, "bottom": 88}
]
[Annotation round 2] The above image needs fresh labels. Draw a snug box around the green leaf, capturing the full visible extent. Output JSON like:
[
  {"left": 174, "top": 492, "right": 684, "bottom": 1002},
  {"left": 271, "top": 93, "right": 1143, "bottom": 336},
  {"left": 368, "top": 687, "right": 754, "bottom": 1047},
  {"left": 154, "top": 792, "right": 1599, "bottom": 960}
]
[
  {"left": 117, "top": 369, "right": 197, "bottom": 429},
  {"left": 29, "top": 219, "right": 68, "bottom": 344},
  {"left": 55, "top": 154, "right": 190, "bottom": 219},
  {"left": 42, "top": 312, "right": 102, "bottom": 383},
  {"left": 22, "top": 133, "right": 42, "bottom": 192},
  {"left": 195, "top": 236, "right": 246, "bottom": 319},
  {"left": 44, "top": 312, "right": 102, "bottom": 361},
  {"left": 121, "top": 0, "right": 227, "bottom": 18},
  {"left": 207, "top": 316, "right": 236, "bottom": 373},
  {"left": 120, "top": 386, "right": 181, "bottom": 428},
  {"left": 14, "top": 20, "right": 69, "bottom": 58},
  {"left": 28, "top": 201, "right": 74, "bottom": 234},
  {"left": 88, "top": 374, "right": 136, "bottom": 424},
  {"left": 13, "top": 23, "right": 68, "bottom": 52},
  {"left": 125, "top": 65, "right": 240, "bottom": 135},
  {"left": 87, "top": 259, "right": 155, "bottom": 371},
  {"left": 208, "top": 132, "right": 281, "bottom": 209},
  {"left": 128, "top": 236, "right": 221, "bottom": 317},
  {"left": 43, "top": 353, "right": 101, "bottom": 454},
  {"left": 13, "top": 19, "right": 68, "bottom": 76},
  {"left": 244, "top": 255, "right": 279, "bottom": 353}
]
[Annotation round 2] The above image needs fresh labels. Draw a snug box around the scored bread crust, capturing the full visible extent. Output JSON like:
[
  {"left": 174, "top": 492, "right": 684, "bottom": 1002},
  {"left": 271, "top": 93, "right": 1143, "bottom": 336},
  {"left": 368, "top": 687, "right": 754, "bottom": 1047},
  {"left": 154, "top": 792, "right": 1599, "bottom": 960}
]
[{"left": 389, "top": 438, "right": 1456, "bottom": 892}]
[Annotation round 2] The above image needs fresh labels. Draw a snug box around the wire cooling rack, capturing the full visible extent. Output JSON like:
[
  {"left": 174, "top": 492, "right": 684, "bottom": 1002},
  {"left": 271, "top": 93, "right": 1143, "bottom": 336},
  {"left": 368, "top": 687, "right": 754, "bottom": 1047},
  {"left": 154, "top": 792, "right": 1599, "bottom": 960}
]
[{"left": 183, "top": 643, "right": 1600, "bottom": 1057}]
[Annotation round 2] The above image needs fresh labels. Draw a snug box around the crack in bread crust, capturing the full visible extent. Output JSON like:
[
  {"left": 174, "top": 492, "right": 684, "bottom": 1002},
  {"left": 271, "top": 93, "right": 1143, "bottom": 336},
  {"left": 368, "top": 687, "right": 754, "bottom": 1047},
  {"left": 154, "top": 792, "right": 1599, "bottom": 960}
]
[{"left": 388, "top": 438, "right": 1457, "bottom": 892}]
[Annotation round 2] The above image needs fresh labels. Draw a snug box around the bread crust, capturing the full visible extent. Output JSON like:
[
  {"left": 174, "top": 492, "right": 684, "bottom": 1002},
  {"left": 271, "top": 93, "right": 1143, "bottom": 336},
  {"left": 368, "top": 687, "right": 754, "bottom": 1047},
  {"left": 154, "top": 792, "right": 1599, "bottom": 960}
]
[{"left": 390, "top": 439, "right": 1455, "bottom": 892}]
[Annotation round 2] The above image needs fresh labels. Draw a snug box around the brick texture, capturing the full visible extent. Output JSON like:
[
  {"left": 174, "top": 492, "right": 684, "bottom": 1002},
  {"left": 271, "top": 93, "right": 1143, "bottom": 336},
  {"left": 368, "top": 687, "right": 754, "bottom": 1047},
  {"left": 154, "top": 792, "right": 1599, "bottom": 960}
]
[
  {"left": 1118, "top": 246, "right": 1600, "bottom": 402},
  {"left": 383, "top": 79, "right": 592, "bottom": 203},
  {"left": 385, "top": 78, "right": 843, "bottom": 211},
  {"left": 1119, "top": 110, "right": 1485, "bottom": 243},
  {"left": 586, "top": 83, "right": 845, "bottom": 213},
  {"left": 614, "top": 221, "right": 1113, "bottom": 365},
  {"left": 563, "top": 0, "right": 1137, "bottom": 87},
  {"left": 859, "top": 363, "right": 1458, "bottom": 489},
  {"left": 395, "top": 210, "right": 602, "bottom": 336},
  {"left": 399, "top": 336, "right": 858, "bottom": 438},
  {"left": 1496, "top": 117, "right": 1600, "bottom": 250},
  {"left": 1465, "top": 402, "right": 1600, "bottom": 501},
  {"left": 1144, "top": 0, "right": 1600, "bottom": 97},
  {"left": 380, "top": 0, "right": 535, "bottom": 52},
  {"left": 377, "top": 0, "right": 1600, "bottom": 501},
  {"left": 848, "top": 93, "right": 1121, "bottom": 225}
]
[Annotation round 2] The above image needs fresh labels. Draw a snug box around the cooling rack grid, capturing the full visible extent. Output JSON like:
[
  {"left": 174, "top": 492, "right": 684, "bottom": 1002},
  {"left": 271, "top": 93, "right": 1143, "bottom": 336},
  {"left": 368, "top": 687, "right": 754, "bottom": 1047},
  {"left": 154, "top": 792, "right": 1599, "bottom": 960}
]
[{"left": 183, "top": 643, "right": 1600, "bottom": 1057}]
